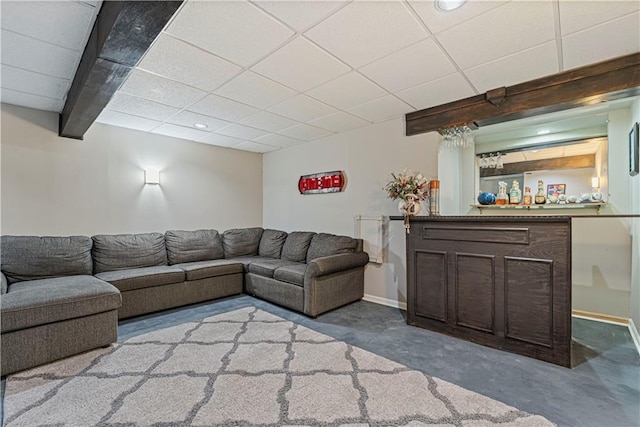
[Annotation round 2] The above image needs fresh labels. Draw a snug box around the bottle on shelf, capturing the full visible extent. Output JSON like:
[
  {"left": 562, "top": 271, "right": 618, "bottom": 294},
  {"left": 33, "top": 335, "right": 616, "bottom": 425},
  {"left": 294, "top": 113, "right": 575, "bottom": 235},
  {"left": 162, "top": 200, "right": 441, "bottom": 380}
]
[
  {"left": 535, "top": 180, "right": 546, "bottom": 204},
  {"left": 523, "top": 187, "right": 532, "bottom": 205},
  {"left": 496, "top": 181, "right": 509, "bottom": 205},
  {"left": 509, "top": 180, "right": 522, "bottom": 205}
]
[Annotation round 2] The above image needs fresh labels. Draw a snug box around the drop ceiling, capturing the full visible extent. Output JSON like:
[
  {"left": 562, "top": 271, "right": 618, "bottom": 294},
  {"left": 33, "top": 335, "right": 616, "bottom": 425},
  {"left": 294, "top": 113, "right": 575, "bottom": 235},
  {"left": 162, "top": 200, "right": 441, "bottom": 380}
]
[{"left": 1, "top": 0, "right": 639, "bottom": 153}]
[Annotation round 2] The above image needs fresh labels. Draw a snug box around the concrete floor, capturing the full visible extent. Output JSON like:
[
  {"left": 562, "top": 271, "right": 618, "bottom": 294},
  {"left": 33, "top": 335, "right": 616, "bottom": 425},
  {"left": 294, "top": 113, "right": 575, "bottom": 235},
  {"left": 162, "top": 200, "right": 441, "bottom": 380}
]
[{"left": 4, "top": 295, "right": 640, "bottom": 426}]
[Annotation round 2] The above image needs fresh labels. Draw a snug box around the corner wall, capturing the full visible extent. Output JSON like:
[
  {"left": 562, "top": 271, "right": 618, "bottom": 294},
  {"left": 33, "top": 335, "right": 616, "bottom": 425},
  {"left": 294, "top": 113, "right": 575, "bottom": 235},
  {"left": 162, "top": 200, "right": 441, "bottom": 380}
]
[
  {"left": 263, "top": 118, "right": 439, "bottom": 307},
  {"left": 630, "top": 99, "right": 640, "bottom": 332},
  {"left": 0, "top": 104, "right": 263, "bottom": 236}
]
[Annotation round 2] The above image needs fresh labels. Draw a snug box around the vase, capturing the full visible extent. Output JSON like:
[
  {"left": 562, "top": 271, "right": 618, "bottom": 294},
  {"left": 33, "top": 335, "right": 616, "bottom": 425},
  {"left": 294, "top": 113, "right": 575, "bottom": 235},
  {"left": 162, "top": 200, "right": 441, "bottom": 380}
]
[{"left": 398, "top": 199, "right": 422, "bottom": 216}]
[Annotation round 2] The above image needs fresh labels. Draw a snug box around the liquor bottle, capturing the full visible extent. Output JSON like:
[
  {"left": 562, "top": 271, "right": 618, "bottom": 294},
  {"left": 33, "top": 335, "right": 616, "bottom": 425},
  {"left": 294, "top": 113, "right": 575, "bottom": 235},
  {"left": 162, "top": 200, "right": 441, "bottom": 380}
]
[
  {"left": 509, "top": 180, "right": 522, "bottom": 205},
  {"left": 523, "top": 187, "right": 532, "bottom": 205},
  {"left": 496, "top": 181, "right": 508, "bottom": 205},
  {"left": 535, "top": 180, "right": 546, "bottom": 204}
]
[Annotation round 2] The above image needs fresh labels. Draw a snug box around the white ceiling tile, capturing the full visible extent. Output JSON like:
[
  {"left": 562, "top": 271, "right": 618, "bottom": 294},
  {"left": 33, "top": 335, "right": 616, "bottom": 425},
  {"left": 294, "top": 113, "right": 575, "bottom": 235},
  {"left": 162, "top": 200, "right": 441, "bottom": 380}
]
[
  {"left": 217, "top": 124, "right": 269, "bottom": 140},
  {"left": 167, "top": 111, "right": 230, "bottom": 132},
  {"left": 305, "top": 1, "right": 428, "bottom": 68},
  {"left": 559, "top": 1, "right": 639, "bottom": 36},
  {"left": 239, "top": 111, "right": 301, "bottom": 132},
  {"left": 253, "top": 133, "right": 304, "bottom": 148},
  {"left": 1, "top": 1, "right": 95, "bottom": 50},
  {"left": 251, "top": 37, "right": 350, "bottom": 92},
  {"left": 396, "top": 73, "right": 475, "bottom": 110},
  {"left": 278, "top": 124, "right": 333, "bottom": 141},
  {"left": 0, "top": 30, "right": 80, "bottom": 79},
  {"left": 151, "top": 123, "right": 210, "bottom": 141},
  {"left": 464, "top": 42, "right": 559, "bottom": 93},
  {"left": 436, "top": 1, "right": 555, "bottom": 69},
  {"left": 309, "top": 111, "right": 369, "bottom": 133},
  {"left": 95, "top": 110, "right": 162, "bottom": 132},
  {"left": 0, "top": 88, "right": 63, "bottom": 112},
  {"left": 165, "top": 1, "right": 294, "bottom": 67},
  {"left": 120, "top": 69, "right": 206, "bottom": 109},
  {"left": 188, "top": 94, "right": 259, "bottom": 122},
  {"left": 268, "top": 94, "right": 337, "bottom": 122},
  {"left": 562, "top": 12, "right": 640, "bottom": 70},
  {"left": 359, "top": 38, "right": 456, "bottom": 93},
  {"left": 407, "top": 0, "right": 505, "bottom": 35},
  {"left": 347, "top": 95, "right": 412, "bottom": 123},
  {"left": 1, "top": 64, "right": 70, "bottom": 100},
  {"left": 234, "top": 141, "right": 279, "bottom": 153},
  {"left": 306, "top": 72, "right": 387, "bottom": 110},
  {"left": 107, "top": 93, "right": 181, "bottom": 121},
  {"left": 137, "top": 34, "right": 241, "bottom": 92},
  {"left": 196, "top": 133, "right": 244, "bottom": 148},
  {"left": 215, "top": 71, "right": 297, "bottom": 109},
  {"left": 253, "top": 0, "right": 347, "bottom": 31}
]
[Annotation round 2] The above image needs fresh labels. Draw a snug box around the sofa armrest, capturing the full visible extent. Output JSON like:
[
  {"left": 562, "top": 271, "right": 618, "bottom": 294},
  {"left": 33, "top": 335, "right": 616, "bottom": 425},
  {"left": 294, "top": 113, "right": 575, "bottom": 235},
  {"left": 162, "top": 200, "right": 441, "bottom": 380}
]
[
  {"left": 305, "top": 252, "right": 369, "bottom": 281},
  {"left": 1, "top": 272, "right": 7, "bottom": 295}
]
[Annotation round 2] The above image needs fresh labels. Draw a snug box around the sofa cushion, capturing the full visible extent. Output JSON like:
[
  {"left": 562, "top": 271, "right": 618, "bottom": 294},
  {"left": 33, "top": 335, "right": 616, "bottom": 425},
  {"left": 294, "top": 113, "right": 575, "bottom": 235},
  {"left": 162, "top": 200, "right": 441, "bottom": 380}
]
[
  {"left": 248, "top": 259, "right": 303, "bottom": 278},
  {"left": 1, "top": 275, "right": 121, "bottom": 333},
  {"left": 223, "top": 228, "right": 264, "bottom": 259},
  {"left": 281, "top": 232, "right": 315, "bottom": 262},
  {"left": 306, "top": 233, "right": 358, "bottom": 263},
  {"left": 1, "top": 235, "right": 93, "bottom": 284},
  {"left": 92, "top": 233, "right": 167, "bottom": 274},
  {"left": 226, "top": 256, "right": 274, "bottom": 273},
  {"left": 273, "top": 264, "right": 306, "bottom": 287},
  {"left": 165, "top": 229, "right": 224, "bottom": 265},
  {"left": 94, "top": 266, "right": 184, "bottom": 292},
  {"left": 174, "top": 260, "right": 243, "bottom": 281},
  {"left": 258, "top": 229, "right": 288, "bottom": 258},
  {"left": 1, "top": 272, "right": 7, "bottom": 295}
]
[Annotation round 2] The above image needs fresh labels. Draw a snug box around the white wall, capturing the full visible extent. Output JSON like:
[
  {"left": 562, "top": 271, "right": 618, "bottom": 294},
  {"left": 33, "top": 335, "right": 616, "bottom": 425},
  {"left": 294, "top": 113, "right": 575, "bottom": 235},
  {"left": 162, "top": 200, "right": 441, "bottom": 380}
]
[
  {"left": 0, "top": 104, "right": 263, "bottom": 236},
  {"left": 263, "top": 118, "right": 439, "bottom": 307},
  {"left": 630, "top": 99, "right": 640, "bottom": 330}
]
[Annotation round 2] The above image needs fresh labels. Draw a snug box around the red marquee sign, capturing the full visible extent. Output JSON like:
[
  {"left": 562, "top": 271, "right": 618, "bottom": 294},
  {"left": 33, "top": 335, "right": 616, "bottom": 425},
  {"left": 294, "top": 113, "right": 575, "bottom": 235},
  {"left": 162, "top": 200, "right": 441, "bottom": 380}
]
[{"left": 298, "top": 170, "right": 345, "bottom": 195}]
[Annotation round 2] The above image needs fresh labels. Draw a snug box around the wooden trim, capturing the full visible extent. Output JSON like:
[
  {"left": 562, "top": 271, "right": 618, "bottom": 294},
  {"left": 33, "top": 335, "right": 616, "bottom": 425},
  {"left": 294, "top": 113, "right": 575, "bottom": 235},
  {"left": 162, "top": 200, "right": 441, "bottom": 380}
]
[
  {"left": 479, "top": 154, "right": 595, "bottom": 177},
  {"left": 405, "top": 53, "right": 640, "bottom": 136},
  {"left": 59, "top": 1, "right": 183, "bottom": 139},
  {"left": 571, "top": 309, "right": 628, "bottom": 325}
]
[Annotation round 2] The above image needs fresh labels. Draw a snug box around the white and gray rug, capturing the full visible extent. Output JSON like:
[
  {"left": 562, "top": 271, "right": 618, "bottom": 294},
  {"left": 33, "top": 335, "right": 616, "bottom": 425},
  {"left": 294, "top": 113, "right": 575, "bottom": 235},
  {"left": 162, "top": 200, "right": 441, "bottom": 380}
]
[{"left": 3, "top": 307, "right": 553, "bottom": 426}]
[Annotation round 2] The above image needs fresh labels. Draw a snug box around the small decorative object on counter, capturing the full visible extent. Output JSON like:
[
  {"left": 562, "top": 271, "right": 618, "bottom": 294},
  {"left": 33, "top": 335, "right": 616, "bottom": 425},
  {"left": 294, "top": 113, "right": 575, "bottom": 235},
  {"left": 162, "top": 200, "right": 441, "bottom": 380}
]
[
  {"left": 509, "top": 180, "right": 522, "bottom": 205},
  {"left": 558, "top": 194, "right": 567, "bottom": 204},
  {"left": 477, "top": 191, "right": 496, "bottom": 205},
  {"left": 523, "top": 187, "right": 532, "bottom": 205},
  {"left": 496, "top": 181, "right": 508, "bottom": 205},
  {"left": 429, "top": 180, "right": 440, "bottom": 216},
  {"left": 535, "top": 180, "right": 546, "bottom": 204},
  {"left": 568, "top": 195, "right": 578, "bottom": 203},
  {"left": 384, "top": 169, "right": 429, "bottom": 234},
  {"left": 548, "top": 195, "right": 558, "bottom": 204}
]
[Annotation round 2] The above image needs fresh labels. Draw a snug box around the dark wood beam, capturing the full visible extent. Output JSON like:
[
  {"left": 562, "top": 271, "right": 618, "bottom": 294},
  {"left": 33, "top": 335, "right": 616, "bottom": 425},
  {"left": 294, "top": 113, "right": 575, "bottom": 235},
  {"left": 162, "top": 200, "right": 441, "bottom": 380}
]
[
  {"left": 405, "top": 53, "right": 640, "bottom": 136},
  {"left": 59, "top": 1, "right": 183, "bottom": 139},
  {"left": 479, "top": 154, "right": 595, "bottom": 178}
]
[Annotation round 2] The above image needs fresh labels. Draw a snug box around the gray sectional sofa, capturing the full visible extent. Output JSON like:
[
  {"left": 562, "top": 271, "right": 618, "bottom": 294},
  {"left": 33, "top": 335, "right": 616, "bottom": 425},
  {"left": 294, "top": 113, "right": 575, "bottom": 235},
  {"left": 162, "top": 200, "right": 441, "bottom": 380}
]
[{"left": 0, "top": 227, "right": 368, "bottom": 375}]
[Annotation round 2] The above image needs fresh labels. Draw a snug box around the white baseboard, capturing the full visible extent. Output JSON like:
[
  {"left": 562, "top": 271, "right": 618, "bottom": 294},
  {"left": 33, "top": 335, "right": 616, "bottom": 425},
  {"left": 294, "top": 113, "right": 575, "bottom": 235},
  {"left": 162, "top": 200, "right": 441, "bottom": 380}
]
[
  {"left": 629, "top": 319, "right": 640, "bottom": 356},
  {"left": 362, "top": 294, "right": 407, "bottom": 311}
]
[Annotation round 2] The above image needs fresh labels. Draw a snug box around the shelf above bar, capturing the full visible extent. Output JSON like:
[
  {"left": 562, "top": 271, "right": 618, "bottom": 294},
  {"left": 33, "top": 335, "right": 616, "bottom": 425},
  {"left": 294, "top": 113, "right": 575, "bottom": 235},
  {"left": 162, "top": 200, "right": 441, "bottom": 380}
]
[{"left": 472, "top": 202, "right": 606, "bottom": 213}]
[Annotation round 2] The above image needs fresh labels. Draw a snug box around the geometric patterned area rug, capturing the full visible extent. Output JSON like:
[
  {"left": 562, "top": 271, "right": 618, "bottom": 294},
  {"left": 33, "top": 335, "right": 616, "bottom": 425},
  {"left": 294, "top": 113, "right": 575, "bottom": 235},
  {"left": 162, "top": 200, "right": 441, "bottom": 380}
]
[{"left": 4, "top": 307, "right": 554, "bottom": 426}]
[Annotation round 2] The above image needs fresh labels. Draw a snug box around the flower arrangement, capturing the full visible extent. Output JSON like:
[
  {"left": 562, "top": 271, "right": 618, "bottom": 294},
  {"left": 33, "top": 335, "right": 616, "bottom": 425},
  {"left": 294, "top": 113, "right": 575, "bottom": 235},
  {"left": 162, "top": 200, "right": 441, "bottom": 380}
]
[{"left": 383, "top": 169, "right": 429, "bottom": 201}]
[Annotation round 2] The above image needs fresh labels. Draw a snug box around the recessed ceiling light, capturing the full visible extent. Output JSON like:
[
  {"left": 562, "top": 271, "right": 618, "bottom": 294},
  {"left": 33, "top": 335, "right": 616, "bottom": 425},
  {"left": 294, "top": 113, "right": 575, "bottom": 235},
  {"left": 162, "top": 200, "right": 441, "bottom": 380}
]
[
  {"left": 530, "top": 150, "right": 540, "bottom": 153},
  {"left": 536, "top": 129, "right": 550, "bottom": 135},
  {"left": 194, "top": 123, "right": 208, "bottom": 129},
  {"left": 435, "top": 0, "right": 467, "bottom": 12}
]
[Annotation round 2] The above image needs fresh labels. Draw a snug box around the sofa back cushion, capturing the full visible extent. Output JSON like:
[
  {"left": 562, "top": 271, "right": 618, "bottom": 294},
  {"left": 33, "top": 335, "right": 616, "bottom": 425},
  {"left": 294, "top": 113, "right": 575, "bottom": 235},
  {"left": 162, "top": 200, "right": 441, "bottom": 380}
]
[
  {"left": 306, "top": 233, "right": 358, "bottom": 263},
  {"left": 258, "top": 229, "right": 288, "bottom": 258},
  {"left": 1, "top": 235, "right": 93, "bottom": 284},
  {"left": 92, "top": 233, "right": 167, "bottom": 274},
  {"left": 222, "top": 228, "right": 264, "bottom": 259},
  {"left": 165, "top": 229, "right": 223, "bottom": 265},
  {"left": 281, "top": 232, "right": 315, "bottom": 262}
]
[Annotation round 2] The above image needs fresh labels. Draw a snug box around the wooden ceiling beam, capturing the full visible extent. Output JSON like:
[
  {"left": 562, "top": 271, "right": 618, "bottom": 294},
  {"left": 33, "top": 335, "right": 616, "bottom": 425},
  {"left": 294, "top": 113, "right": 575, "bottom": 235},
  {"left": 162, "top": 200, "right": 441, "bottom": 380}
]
[
  {"left": 59, "top": 1, "right": 183, "bottom": 139},
  {"left": 405, "top": 53, "right": 640, "bottom": 136}
]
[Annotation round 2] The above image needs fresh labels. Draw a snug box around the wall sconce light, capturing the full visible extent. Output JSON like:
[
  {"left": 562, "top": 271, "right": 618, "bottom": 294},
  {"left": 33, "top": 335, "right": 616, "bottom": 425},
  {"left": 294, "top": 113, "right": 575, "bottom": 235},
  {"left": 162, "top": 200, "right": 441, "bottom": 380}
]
[
  {"left": 591, "top": 176, "right": 600, "bottom": 188},
  {"left": 145, "top": 168, "right": 160, "bottom": 185}
]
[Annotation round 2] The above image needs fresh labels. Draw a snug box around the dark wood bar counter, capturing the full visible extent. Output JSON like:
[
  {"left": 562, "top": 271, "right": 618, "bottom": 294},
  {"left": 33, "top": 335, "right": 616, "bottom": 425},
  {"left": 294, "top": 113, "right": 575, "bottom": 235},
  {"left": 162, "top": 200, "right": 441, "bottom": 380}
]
[{"left": 398, "top": 216, "right": 572, "bottom": 367}]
